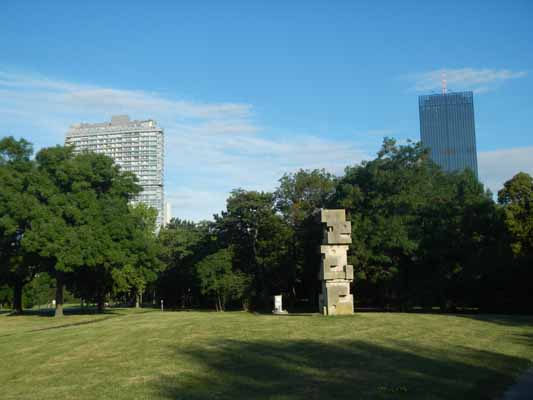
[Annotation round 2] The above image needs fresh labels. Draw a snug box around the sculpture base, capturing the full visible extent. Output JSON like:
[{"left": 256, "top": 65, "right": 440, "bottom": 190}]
[{"left": 319, "top": 281, "right": 354, "bottom": 316}]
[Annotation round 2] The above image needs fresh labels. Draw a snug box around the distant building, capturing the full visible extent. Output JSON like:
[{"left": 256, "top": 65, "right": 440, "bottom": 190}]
[
  {"left": 65, "top": 115, "right": 165, "bottom": 227},
  {"left": 418, "top": 91, "right": 478, "bottom": 177},
  {"left": 163, "top": 201, "right": 172, "bottom": 226}
]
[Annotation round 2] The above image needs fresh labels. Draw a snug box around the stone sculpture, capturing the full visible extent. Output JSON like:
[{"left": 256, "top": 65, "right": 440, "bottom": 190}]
[{"left": 318, "top": 209, "right": 354, "bottom": 315}]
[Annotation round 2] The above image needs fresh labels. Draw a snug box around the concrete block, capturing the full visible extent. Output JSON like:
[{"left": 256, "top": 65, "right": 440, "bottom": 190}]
[
  {"left": 321, "top": 281, "right": 354, "bottom": 315},
  {"left": 323, "top": 221, "right": 352, "bottom": 244},
  {"left": 319, "top": 264, "right": 354, "bottom": 281},
  {"left": 321, "top": 245, "right": 349, "bottom": 260},
  {"left": 345, "top": 265, "right": 354, "bottom": 280},
  {"left": 320, "top": 209, "right": 346, "bottom": 224}
]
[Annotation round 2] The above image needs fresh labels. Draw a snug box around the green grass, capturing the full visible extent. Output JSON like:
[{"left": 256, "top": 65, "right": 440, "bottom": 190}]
[{"left": 1, "top": 308, "right": 532, "bottom": 399}]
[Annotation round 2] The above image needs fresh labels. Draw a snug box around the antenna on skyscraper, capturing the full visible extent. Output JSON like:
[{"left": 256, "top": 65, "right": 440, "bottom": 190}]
[{"left": 442, "top": 71, "right": 447, "bottom": 94}]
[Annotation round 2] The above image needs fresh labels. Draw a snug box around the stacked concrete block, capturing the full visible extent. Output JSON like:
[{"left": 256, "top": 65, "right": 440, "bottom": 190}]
[{"left": 318, "top": 209, "right": 354, "bottom": 315}]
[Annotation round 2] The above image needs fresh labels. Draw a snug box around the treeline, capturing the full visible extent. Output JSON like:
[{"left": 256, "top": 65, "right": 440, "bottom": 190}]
[
  {"left": 1, "top": 136, "right": 532, "bottom": 315},
  {"left": 157, "top": 139, "right": 533, "bottom": 313}
]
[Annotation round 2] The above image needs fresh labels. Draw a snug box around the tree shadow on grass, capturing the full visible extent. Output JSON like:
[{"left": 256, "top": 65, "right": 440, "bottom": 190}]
[
  {"left": 6, "top": 306, "right": 159, "bottom": 318},
  {"left": 0, "top": 311, "right": 125, "bottom": 338},
  {"left": 454, "top": 314, "right": 533, "bottom": 327},
  {"left": 511, "top": 332, "right": 533, "bottom": 346},
  {"left": 252, "top": 311, "right": 322, "bottom": 317},
  {"left": 28, "top": 315, "right": 120, "bottom": 333},
  {"left": 5, "top": 306, "right": 122, "bottom": 317},
  {"left": 154, "top": 339, "right": 529, "bottom": 400}
]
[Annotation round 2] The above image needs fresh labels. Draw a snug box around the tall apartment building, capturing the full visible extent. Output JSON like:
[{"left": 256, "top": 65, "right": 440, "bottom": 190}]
[
  {"left": 418, "top": 91, "right": 478, "bottom": 177},
  {"left": 65, "top": 115, "right": 167, "bottom": 227}
]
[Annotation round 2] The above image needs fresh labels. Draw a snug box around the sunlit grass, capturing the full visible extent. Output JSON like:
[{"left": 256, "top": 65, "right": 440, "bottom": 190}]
[{"left": 1, "top": 308, "right": 532, "bottom": 399}]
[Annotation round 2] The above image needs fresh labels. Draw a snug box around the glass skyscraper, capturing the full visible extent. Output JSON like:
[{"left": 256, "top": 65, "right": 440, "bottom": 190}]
[
  {"left": 418, "top": 91, "right": 478, "bottom": 177},
  {"left": 65, "top": 115, "right": 167, "bottom": 227}
]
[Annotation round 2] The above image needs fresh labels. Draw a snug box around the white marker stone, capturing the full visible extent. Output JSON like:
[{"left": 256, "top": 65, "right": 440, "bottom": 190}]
[{"left": 273, "top": 295, "right": 288, "bottom": 314}]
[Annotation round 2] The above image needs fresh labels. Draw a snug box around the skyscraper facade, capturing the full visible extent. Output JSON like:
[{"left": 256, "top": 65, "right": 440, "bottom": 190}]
[
  {"left": 418, "top": 91, "right": 478, "bottom": 177},
  {"left": 65, "top": 115, "right": 166, "bottom": 227}
]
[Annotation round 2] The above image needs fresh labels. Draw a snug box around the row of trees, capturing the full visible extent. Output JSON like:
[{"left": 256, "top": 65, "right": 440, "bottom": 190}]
[
  {"left": 2, "top": 136, "right": 532, "bottom": 314},
  {"left": 0, "top": 137, "right": 161, "bottom": 316},
  {"left": 157, "top": 139, "right": 533, "bottom": 313}
]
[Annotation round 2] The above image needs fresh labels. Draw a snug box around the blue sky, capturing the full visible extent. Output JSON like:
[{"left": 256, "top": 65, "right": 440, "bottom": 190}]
[{"left": 1, "top": 1, "right": 532, "bottom": 220}]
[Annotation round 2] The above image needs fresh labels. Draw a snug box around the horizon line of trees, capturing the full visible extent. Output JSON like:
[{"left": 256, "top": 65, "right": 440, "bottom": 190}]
[
  {"left": 156, "top": 138, "right": 533, "bottom": 313},
  {"left": 1, "top": 136, "right": 532, "bottom": 316}
]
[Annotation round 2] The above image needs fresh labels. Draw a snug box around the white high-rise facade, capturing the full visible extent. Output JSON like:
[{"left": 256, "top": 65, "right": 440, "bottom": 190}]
[{"left": 65, "top": 115, "right": 166, "bottom": 227}]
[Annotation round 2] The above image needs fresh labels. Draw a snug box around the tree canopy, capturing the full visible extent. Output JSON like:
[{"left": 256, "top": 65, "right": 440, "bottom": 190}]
[
  {"left": 2, "top": 136, "right": 532, "bottom": 314},
  {"left": 1, "top": 139, "right": 163, "bottom": 316}
]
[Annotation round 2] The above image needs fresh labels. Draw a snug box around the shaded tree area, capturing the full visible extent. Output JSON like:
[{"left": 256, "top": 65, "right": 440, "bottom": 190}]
[
  {"left": 156, "top": 219, "right": 214, "bottom": 308},
  {"left": 333, "top": 139, "right": 532, "bottom": 312},
  {"left": 2, "top": 136, "right": 532, "bottom": 314},
  {"left": 331, "top": 139, "right": 501, "bottom": 311},
  {"left": 492, "top": 172, "right": 533, "bottom": 312},
  {"left": 157, "top": 191, "right": 294, "bottom": 312},
  {"left": 155, "top": 139, "right": 533, "bottom": 313}
]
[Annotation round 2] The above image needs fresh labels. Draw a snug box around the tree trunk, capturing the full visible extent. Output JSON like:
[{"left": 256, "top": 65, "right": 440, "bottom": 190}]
[
  {"left": 135, "top": 292, "right": 141, "bottom": 308},
  {"left": 55, "top": 272, "right": 64, "bottom": 318},
  {"left": 12, "top": 281, "right": 23, "bottom": 315},
  {"left": 97, "top": 292, "right": 105, "bottom": 313}
]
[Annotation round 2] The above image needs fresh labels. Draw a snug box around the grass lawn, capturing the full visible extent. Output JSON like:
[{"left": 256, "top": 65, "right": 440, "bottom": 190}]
[{"left": 1, "top": 308, "right": 532, "bottom": 399}]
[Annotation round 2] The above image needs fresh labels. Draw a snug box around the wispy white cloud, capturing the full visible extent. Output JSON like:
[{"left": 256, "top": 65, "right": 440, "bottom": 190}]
[
  {"left": 479, "top": 147, "right": 533, "bottom": 196},
  {"left": 0, "top": 70, "right": 370, "bottom": 220},
  {"left": 0, "top": 70, "right": 252, "bottom": 122},
  {"left": 407, "top": 68, "right": 527, "bottom": 93}
]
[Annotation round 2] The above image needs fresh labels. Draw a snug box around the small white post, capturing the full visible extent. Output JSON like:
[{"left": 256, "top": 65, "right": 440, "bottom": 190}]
[{"left": 272, "top": 294, "right": 288, "bottom": 314}]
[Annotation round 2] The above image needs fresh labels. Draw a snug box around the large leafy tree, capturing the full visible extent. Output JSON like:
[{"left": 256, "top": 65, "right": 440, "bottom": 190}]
[
  {"left": 496, "top": 172, "right": 533, "bottom": 311},
  {"left": 331, "top": 138, "right": 502, "bottom": 310},
  {"left": 331, "top": 139, "right": 441, "bottom": 308},
  {"left": 112, "top": 204, "right": 163, "bottom": 308},
  {"left": 0, "top": 137, "right": 42, "bottom": 314},
  {"left": 196, "top": 248, "right": 250, "bottom": 311},
  {"left": 498, "top": 172, "right": 533, "bottom": 257},
  {"left": 416, "top": 170, "right": 499, "bottom": 310},
  {"left": 157, "top": 219, "right": 214, "bottom": 307},
  {"left": 274, "top": 169, "right": 336, "bottom": 307},
  {"left": 216, "top": 189, "right": 291, "bottom": 310},
  {"left": 275, "top": 169, "right": 336, "bottom": 225},
  {"left": 23, "top": 146, "right": 141, "bottom": 316}
]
